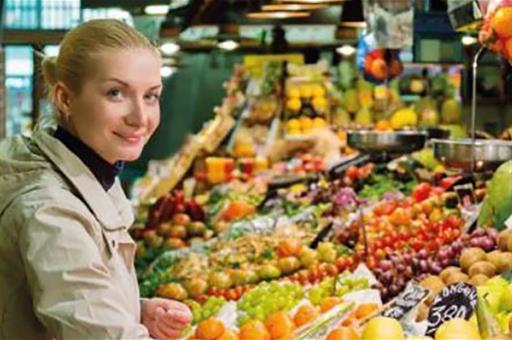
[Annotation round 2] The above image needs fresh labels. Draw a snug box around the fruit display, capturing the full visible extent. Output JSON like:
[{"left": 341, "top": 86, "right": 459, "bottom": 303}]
[
  {"left": 126, "top": 57, "right": 512, "bottom": 340},
  {"left": 479, "top": 2, "right": 512, "bottom": 62}
]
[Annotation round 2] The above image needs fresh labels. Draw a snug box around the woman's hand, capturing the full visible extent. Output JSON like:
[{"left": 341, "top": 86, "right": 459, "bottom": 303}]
[{"left": 142, "top": 298, "right": 192, "bottom": 339}]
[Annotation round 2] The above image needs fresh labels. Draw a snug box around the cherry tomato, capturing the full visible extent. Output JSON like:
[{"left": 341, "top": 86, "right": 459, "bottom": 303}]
[{"left": 346, "top": 166, "right": 360, "bottom": 180}]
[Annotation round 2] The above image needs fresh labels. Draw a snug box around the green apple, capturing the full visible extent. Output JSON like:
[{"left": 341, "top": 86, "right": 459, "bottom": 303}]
[{"left": 258, "top": 264, "right": 282, "bottom": 280}]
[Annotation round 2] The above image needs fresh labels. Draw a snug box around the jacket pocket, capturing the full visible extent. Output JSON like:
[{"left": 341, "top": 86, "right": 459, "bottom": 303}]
[{"left": 101, "top": 229, "right": 135, "bottom": 273}]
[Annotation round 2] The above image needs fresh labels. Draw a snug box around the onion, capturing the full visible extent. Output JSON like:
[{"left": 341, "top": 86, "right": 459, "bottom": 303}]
[
  {"left": 472, "top": 228, "right": 486, "bottom": 237},
  {"left": 487, "top": 228, "right": 499, "bottom": 241},
  {"left": 481, "top": 237, "right": 495, "bottom": 252}
]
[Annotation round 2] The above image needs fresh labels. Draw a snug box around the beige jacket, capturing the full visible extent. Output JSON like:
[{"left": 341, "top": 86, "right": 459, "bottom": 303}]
[{"left": 0, "top": 128, "right": 151, "bottom": 339}]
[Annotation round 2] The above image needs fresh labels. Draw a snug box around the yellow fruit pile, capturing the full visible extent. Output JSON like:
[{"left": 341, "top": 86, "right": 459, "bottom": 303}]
[
  {"left": 286, "top": 116, "right": 327, "bottom": 136},
  {"left": 286, "top": 83, "right": 328, "bottom": 113}
]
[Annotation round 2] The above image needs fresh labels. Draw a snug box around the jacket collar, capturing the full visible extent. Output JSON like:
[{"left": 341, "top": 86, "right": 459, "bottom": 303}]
[{"left": 32, "top": 128, "right": 134, "bottom": 231}]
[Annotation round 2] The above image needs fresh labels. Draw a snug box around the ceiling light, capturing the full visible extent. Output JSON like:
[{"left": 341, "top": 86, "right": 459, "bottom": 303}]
[
  {"left": 247, "top": 11, "right": 310, "bottom": 19},
  {"left": 336, "top": 44, "right": 356, "bottom": 56},
  {"left": 144, "top": 5, "right": 169, "bottom": 15},
  {"left": 161, "top": 66, "right": 176, "bottom": 78},
  {"left": 262, "top": 3, "right": 326, "bottom": 11},
  {"left": 461, "top": 35, "right": 478, "bottom": 46},
  {"left": 160, "top": 42, "right": 180, "bottom": 55},
  {"left": 218, "top": 40, "right": 239, "bottom": 51}
]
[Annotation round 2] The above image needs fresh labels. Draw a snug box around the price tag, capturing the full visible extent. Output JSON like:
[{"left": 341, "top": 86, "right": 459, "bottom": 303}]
[
  {"left": 425, "top": 282, "right": 477, "bottom": 337},
  {"left": 381, "top": 282, "right": 430, "bottom": 320}
]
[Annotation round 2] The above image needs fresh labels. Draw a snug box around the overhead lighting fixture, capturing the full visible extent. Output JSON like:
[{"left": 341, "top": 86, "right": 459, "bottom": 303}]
[
  {"left": 247, "top": 11, "right": 310, "bottom": 19},
  {"left": 336, "top": 44, "right": 356, "bottom": 56},
  {"left": 161, "top": 66, "right": 176, "bottom": 78},
  {"left": 262, "top": 3, "right": 326, "bottom": 11},
  {"left": 218, "top": 40, "right": 239, "bottom": 51},
  {"left": 461, "top": 35, "right": 478, "bottom": 46},
  {"left": 160, "top": 42, "right": 180, "bottom": 55},
  {"left": 145, "top": 4, "right": 169, "bottom": 15}
]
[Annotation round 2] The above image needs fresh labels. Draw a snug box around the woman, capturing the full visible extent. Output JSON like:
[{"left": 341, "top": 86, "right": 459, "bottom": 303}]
[{"left": 0, "top": 19, "right": 191, "bottom": 339}]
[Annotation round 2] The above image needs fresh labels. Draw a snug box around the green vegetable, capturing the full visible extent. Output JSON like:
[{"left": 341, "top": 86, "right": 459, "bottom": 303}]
[{"left": 479, "top": 161, "right": 512, "bottom": 230}]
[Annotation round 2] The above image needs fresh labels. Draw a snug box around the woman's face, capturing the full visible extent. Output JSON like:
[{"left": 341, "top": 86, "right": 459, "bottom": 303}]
[{"left": 65, "top": 48, "right": 162, "bottom": 164}]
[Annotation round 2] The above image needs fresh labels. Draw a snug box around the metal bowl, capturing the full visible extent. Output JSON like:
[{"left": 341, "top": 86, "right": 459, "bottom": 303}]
[
  {"left": 432, "top": 138, "right": 512, "bottom": 172},
  {"left": 421, "top": 127, "right": 450, "bottom": 140},
  {"left": 347, "top": 130, "right": 428, "bottom": 154}
]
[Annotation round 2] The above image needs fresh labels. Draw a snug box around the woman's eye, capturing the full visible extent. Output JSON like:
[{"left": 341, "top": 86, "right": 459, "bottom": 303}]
[
  {"left": 144, "top": 93, "right": 160, "bottom": 103},
  {"left": 107, "top": 88, "right": 123, "bottom": 99}
]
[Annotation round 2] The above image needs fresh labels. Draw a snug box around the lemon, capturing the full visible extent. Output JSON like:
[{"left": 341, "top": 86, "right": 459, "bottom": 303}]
[
  {"left": 286, "top": 98, "right": 302, "bottom": 112},
  {"left": 286, "top": 87, "right": 300, "bottom": 98},
  {"left": 286, "top": 118, "right": 300, "bottom": 131},
  {"left": 312, "top": 85, "right": 326, "bottom": 97},
  {"left": 300, "top": 85, "right": 313, "bottom": 98},
  {"left": 312, "top": 117, "right": 327, "bottom": 129},
  {"left": 299, "top": 116, "right": 313, "bottom": 130},
  {"left": 312, "top": 96, "right": 328, "bottom": 112}
]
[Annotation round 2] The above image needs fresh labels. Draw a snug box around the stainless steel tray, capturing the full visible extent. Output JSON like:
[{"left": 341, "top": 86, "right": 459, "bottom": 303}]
[
  {"left": 347, "top": 130, "right": 428, "bottom": 154},
  {"left": 432, "top": 138, "right": 512, "bottom": 172}
]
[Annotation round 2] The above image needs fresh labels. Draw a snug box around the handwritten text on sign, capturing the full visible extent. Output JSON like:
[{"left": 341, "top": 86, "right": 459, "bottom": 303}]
[
  {"left": 382, "top": 282, "right": 430, "bottom": 320},
  {"left": 425, "top": 282, "right": 477, "bottom": 337}
]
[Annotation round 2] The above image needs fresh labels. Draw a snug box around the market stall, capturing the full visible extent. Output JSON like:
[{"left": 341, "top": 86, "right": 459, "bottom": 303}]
[{"left": 126, "top": 2, "right": 512, "bottom": 339}]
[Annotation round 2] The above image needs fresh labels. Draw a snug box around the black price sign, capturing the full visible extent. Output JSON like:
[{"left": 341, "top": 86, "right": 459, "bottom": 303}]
[
  {"left": 382, "top": 282, "right": 430, "bottom": 320},
  {"left": 425, "top": 282, "right": 477, "bottom": 338}
]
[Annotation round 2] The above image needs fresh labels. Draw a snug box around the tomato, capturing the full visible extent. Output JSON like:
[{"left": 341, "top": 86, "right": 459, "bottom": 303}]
[
  {"left": 336, "top": 257, "right": 348, "bottom": 271},
  {"left": 445, "top": 215, "right": 462, "bottom": 229},
  {"left": 346, "top": 166, "right": 360, "bottom": 180},
  {"left": 412, "top": 182, "right": 432, "bottom": 203}
]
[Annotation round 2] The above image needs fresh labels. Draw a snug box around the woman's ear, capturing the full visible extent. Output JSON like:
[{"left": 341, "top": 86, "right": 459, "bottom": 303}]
[{"left": 53, "top": 81, "right": 73, "bottom": 118}]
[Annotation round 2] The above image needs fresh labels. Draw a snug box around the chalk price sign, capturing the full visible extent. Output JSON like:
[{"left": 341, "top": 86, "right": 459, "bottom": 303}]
[
  {"left": 425, "top": 282, "right": 477, "bottom": 337},
  {"left": 382, "top": 282, "right": 430, "bottom": 320}
]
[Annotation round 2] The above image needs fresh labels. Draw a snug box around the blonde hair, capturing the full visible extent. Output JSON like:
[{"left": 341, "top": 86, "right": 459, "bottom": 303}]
[{"left": 40, "top": 19, "right": 159, "bottom": 122}]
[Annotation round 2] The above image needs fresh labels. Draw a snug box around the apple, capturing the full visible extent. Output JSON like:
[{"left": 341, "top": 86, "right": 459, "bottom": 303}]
[
  {"left": 163, "top": 237, "right": 185, "bottom": 250},
  {"left": 278, "top": 257, "right": 301, "bottom": 274},
  {"left": 187, "top": 221, "right": 207, "bottom": 237},
  {"left": 299, "top": 248, "right": 318, "bottom": 268},
  {"left": 184, "top": 278, "right": 208, "bottom": 298},
  {"left": 209, "top": 272, "right": 233, "bottom": 289},
  {"left": 258, "top": 264, "right": 282, "bottom": 280},
  {"left": 172, "top": 213, "right": 191, "bottom": 226},
  {"left": 157, "top": 222, "right": 173, "bottom": 236},
  {"left": 157, "top": 283, "right": 188, "bottom": 301},
  {"left": 169, "top": 225, "right": 187, "bottom": 239}
]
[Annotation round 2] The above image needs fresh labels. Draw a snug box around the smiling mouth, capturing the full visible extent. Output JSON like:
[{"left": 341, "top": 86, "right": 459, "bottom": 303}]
[{"left": 114, "top": 132, "right": 145, "bottom": 144}]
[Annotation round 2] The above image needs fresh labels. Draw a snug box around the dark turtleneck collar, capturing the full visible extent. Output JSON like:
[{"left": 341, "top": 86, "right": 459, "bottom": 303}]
[{"left": 54, "top": 126, "right": 124, "bottom": 191}]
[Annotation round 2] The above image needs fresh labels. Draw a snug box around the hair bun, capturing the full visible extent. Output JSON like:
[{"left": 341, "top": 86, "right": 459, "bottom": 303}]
[{"left": 41, "top": 56, "right": 58, "bottom": 87}]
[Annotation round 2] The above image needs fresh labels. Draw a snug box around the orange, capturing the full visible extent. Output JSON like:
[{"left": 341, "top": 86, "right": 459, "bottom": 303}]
[
  {"left": 276, "top": 238, "right": 302, "bottom": 257},
  {"left": 293, "top": 304, "right": 319, "bottom": 327},
  {"left": 370, "top": 59, "right": 388, "bottom": 80},
  {"left": 354, "top": 303, "right": 379, "bottom": 319},
  {"left": 504, "top": 38, "right": 512, "bottom": 61},
  {"left": 265, "top": 311, "right": 295, "bottom": 339},
  {"left": 375, "top": 120, "right": 392, "bottom": 132},
  {"left": 238, "top": 320, "right": 271, "bottom": 340},
  {"left": 195, "top": 319, "right": 225, "bottom": 340},
  {"left": 319, "top": 297, "right": 343, "bottom": 313},
  {"left": 326, "top": 327, "right": 361, "bottom": 340},
  {"left": 217, "top": 330, "right": 238, "bottom": 340},
  {"left": 492, "top": 7, "right": 512, "bottom": 39}
]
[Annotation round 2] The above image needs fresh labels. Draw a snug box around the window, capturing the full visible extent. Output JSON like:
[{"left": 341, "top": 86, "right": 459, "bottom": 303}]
[
  {"left": 5, "top": 46, "right": 33, "bottom": 136},
  {"left": 4, "top": 0, "right": 81, "bottom": 30}
]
